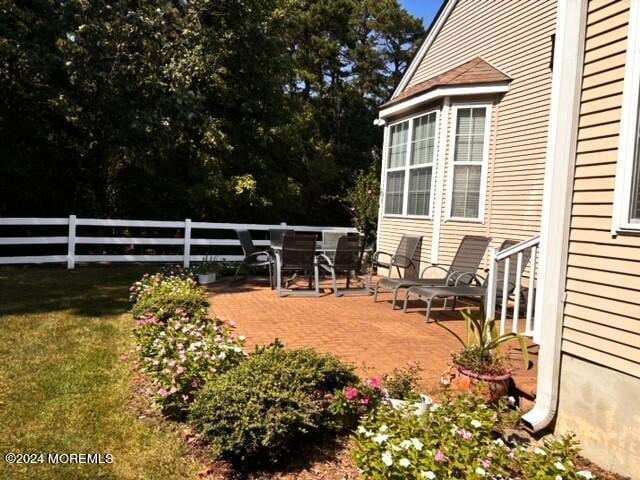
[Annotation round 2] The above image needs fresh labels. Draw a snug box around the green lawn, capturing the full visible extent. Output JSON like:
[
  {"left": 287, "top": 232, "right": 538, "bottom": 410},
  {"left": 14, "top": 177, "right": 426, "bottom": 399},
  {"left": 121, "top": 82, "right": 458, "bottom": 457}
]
[{"left": 0, "top": 266, "right": 202, "bottom": 480}]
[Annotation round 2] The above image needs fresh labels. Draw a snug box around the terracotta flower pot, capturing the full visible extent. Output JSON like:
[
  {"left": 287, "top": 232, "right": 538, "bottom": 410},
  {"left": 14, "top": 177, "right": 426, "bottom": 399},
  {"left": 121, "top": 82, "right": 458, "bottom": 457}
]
[{"left": 453, "top": 365, "right": 510, "bottom": 402}]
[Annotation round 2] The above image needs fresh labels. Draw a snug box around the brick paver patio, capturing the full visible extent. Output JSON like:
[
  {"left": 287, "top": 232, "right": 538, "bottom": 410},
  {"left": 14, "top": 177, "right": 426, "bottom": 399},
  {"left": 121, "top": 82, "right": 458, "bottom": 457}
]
[{"left": 208, "top": 278, "right": 477, "bottom": 393}]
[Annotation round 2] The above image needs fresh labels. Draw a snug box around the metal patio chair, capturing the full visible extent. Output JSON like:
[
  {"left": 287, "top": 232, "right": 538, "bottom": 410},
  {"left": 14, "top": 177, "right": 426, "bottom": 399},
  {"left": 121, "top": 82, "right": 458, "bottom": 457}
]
[
  {"left": 277, "top": 233, "right": 320, "bottom": 297},
  {"left": 319, "top": 235, "right": 369, "bottom": 296},
  {"left": 233, "top": 230, "right": 273, "bottom": 288},
  {"left": 373, "top": 235, "right": 491, "bottom": 309},
  {"left": 321, "top": 230, "right": 345, "bottom": 261},
  {"left": 269, "top": 228, "right": 295, "bottom": 250},
  {"left": 403, "top": 239, "right": 531, "bottom": 322},
  {"left": 371, "top": 234, "right": 422, "bottom": 280}
]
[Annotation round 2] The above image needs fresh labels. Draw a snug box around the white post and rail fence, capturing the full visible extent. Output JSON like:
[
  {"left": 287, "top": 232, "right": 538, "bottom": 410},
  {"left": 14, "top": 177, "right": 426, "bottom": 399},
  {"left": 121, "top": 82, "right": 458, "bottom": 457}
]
[{"left": 0, "top": 216, "right": 357, "bottom": 269}]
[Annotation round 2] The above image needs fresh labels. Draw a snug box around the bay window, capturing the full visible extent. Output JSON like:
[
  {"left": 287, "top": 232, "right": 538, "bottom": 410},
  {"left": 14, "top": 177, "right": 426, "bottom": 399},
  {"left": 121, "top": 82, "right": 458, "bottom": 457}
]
[{"left": 384, "top": 111, "right": 438, "bottom": 217}]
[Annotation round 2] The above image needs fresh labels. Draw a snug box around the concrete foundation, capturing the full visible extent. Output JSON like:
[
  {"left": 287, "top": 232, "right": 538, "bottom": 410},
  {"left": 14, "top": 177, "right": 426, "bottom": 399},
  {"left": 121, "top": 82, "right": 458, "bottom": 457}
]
[{"left": 556, "top": 354, "right": 640, "bottom": 479}]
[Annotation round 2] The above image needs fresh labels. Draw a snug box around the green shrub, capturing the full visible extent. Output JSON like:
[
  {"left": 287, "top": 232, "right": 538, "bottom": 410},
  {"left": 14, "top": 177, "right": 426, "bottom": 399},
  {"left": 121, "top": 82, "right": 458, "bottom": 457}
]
[
  {"left": 131, "top": 275, "right": 208, "bottom": 321},
  {"left": 189, "top": 343, "right": 357, "bottom": 464},
  {"left": 134, "top": 309, "right": 245, "bottom": 418},
  {"left": 353, "top": 394, "right": 596, "bottom": 479}
]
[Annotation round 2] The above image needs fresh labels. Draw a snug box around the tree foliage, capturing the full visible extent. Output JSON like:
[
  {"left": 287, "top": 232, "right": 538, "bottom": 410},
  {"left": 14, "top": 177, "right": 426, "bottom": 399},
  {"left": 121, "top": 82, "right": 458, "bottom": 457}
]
[{"left": 0, "top": 0, "right": 424, "bottom": 224}]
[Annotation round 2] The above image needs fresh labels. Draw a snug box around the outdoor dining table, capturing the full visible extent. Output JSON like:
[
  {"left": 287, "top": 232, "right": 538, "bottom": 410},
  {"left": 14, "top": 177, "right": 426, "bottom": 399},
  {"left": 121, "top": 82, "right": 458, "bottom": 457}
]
[{"left": 270, "top": 243, "right": 334, "bottom": 292}]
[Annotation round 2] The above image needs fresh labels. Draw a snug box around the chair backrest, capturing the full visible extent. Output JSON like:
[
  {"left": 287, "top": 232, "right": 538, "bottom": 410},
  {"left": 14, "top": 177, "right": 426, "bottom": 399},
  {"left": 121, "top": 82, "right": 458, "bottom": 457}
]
[
  {"left": 392, "top": 235, "right": 422, "bottom": 268},
  {"left": 494, "top": 239, "right": 533, "bottom": 298},
  {"left": 281, "top": 234, "right": 317, "bottom": 270},
  {"left": 269, "top": 228, "right": 295, "bottom": 249},
  {"left": 332, "top": 235, "right": 362, "bottom": 271},
  {"left": 236, "top": 230, "right": 256, "bottom": 256},
  {"left": 321, "top": 231, "right": 344, "bottom": 252},
  {"left": 447, "top": 235, "right": 492, "bottom": 280}
]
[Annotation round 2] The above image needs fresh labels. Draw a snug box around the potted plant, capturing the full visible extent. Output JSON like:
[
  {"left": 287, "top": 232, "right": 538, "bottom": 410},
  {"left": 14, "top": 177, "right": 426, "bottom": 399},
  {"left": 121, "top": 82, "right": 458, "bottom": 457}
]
[
  {"left": 445, "top": 308, "right": 529, "bottom": 402},
  {"left": 383, "top": 364, "right": 432, "bottom": 415},
  {"left": 197, "top": 256, "right": 218, "bottom": 285}
]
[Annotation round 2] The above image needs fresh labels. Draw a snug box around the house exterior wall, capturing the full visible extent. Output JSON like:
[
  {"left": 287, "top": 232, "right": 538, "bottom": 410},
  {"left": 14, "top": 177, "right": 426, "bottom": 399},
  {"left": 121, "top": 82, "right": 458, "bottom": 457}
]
[
  {"left": 377, "top": 0, "right": 556, "bottom": 275},
  {"left": 555, "top": 1, "right": 640, "bottom": 476}
]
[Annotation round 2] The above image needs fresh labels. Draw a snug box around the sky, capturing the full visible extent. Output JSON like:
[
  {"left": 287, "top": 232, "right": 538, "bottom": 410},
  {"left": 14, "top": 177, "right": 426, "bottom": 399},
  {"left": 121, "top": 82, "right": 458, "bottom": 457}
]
[{"left": 400, "top": 0, "right": 445, "bottom": 28}]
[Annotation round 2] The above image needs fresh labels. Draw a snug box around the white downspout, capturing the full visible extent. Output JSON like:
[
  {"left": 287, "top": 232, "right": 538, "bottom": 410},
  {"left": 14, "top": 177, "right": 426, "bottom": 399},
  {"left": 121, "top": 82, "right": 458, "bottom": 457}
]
[{"left": 522, "top": 0, "right": 587, "bottom": 432}]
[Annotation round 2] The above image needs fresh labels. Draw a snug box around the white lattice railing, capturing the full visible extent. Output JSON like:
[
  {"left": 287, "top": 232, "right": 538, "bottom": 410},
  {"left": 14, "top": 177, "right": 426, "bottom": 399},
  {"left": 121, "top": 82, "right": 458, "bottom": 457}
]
[
  {"left": 0, "top": 216, "right": 357, "bottom": 269},
  {"left": 484, "top": 236, "right": 540, "bottom": 339}
]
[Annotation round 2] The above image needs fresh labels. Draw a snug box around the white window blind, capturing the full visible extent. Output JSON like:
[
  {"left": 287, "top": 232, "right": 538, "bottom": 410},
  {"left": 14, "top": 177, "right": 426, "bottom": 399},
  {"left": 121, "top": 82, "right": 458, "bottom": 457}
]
[{"left": 450, "top": 107, "right": 487, "bottom": 219}]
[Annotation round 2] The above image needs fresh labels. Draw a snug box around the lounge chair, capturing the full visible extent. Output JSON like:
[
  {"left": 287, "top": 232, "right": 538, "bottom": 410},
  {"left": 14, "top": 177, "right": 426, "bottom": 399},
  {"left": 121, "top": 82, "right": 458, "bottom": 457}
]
[
  {"left": 373, "top": 235, "right": 491, "bottom": 309},
  {"left": 277, "top": 233, "right": 320, "bottom": 297},
  {"left": 233, "top": 230, "right": 273, "bottom": 287},
  {"left": 371, "top": 234, "right": 423, "bottom": 280},
  {"left": 319, "top": 235, "right": 369, "bottom": 296},
  {"left": 403, "top": 239, "right": 530, "bottom": 322}
]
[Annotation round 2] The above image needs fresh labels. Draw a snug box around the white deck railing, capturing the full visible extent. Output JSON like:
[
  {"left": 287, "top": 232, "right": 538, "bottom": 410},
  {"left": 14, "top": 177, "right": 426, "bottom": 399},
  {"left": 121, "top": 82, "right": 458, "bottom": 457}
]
[
  {"left": 484, "top": 235, "right": 540, "bottom": 338},
  {"left": 0, "top": 216, "right": 357, "bottom": 269}
]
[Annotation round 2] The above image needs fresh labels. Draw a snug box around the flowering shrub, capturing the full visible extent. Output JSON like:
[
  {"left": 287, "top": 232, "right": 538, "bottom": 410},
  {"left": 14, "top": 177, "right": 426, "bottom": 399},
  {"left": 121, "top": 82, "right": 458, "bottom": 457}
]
[
  {"left": 131, "top": 274, "right": 208, "bottom": 321},
  {"left": 189, "top": 343, "right": 358, "bottom": 464},
  {"left": 134, "top": 308, "right": 245, "bottom": 418},
  {"left": 353, "top": 394, "right": 596, "bottom": 479}
]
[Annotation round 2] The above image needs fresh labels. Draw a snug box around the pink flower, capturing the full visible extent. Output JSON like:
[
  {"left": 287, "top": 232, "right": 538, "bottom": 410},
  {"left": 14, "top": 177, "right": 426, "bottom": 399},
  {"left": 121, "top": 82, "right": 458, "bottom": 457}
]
[
  {"left": 435, "top": 450, "right": 446, "bottom": 462},
  {"left": 176, "top": 366, "right": 185, "bottom": 375},
  {"left": 482, "top": 459, "right": 492, "bottom": 469},
  {"left": 345, "top": 387, "right": 359, "bottom": 401},
  {"left": 157, "top": 388, "right": 169, "bottom": 398},
  {"left": 170, "top": 386, "right": 178, "bottom": 394},
  {"left": 457, "top": 429, "right": 473, "bottom": 440},
  {"left": 119, "top": 353, "right": 128, "bottom": 362},
  {"left": 367, "top": 377, "right": 382, "bottom": 389},
  {"left": 360, "top": 397, "right": 369, "bottom": 406},
  {"left": 182, "top": 394, "right": 189, "bottom": 402}
]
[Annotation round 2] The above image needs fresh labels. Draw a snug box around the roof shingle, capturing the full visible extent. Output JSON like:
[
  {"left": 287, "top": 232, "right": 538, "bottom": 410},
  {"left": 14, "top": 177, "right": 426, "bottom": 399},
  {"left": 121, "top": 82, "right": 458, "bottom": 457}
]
[{"left": 382, "top": 57, "right": 511, "bottom": 108}]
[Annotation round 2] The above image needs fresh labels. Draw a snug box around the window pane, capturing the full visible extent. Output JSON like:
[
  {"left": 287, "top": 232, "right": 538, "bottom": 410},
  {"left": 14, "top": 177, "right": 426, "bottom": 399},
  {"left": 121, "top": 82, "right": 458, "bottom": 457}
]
[
  {"left": 388, "top": 122, "right": 409, "bottom": 168},
  {"left": 451, "top": 164, "right": 482, "bottom": 219},
  {"left": 411, "top": 113, "right": 436, "bottom": 165},
  {"left": 408, "top": 167, "right": 432, "bottom": 216},
  {"left": 454, "top": 107, "right": 487, "bottom": 163},
  {"left": 385, "top": 171, "right": 405, "bottom": 214},
  {"left": 631, "top": 108, "right": 640, "bottom": 222}
]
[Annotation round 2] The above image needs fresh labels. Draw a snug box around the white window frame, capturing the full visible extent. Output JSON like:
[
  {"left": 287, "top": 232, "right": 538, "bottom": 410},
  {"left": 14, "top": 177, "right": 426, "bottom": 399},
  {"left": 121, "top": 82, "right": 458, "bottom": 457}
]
[
  {"left": 612, "top": 0, "right": 640, "bottom": 234},
  {"left": 382, "top": 109, "right": 440, "bottom": 219},
  {"left": 445, "top": 102, "right": 492, "bottom": 223}
]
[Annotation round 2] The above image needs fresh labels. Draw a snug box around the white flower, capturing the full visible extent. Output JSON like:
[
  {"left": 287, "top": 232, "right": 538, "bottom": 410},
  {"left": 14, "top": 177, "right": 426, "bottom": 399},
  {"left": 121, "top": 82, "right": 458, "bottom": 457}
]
[
  {"left": 381, "top": 452, "right": 393, "bottom": 466},
  {"left": 493, "top": 438, "right": 505, "bottom": 446},
  {"left": 470, "top": 419, "right": 482, "bottom": 429},
  {"left": 411, "top": 438, "right": 424, "bottom": 450},
  {"left": 379, "top": 425, "right": 389, "bottom": 432},
  {"left": 577, "top": 471, "right": 594, "bottom": 479},
  {"left": 400, "top": 440, "right": 412, "bottom": 449},
  {"left": 534, "top": 447, "right": 547, "bottom": 456},
  {"left": 399, "top": 458, "right": 411, "bottom": 468},
  {"left": 555, "top": 461, "right": 566, "bottom": 471},
  {"left": 475, "top": 467, "right": 486, "bottom": 477},
  {"left": 357, "top": 426, "right": 373, "bottom": 437},
  {"left": 218, "top": 351, "right": 226, "bottom": 360},
  {"left": 238, "top": 335, "right": 246, "bottom": 341},
  {"left": 555, "top": 476, "right": 563, "bottom": 480},
  {"left": 421, "top": 471, "right": 436, "bottom": 479},
  {"left": 373, "top": 434, "right": 389, "bottom": 444}
]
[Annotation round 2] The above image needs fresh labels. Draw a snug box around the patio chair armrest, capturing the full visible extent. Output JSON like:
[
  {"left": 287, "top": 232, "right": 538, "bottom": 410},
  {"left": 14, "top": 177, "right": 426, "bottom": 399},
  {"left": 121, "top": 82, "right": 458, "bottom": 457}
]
[
  {"left": 317, "top": 253, "right": 334, "bottom": 271},
  {"left": 245, "top": 251, "right": 272, "bottom": 262},
  {"left": 420, "top": 264, "right": 448, "bottom": 278},
  {"left": 453, "top": 272, "right": 485, "bottom": 286},
  {"left": 372, "top": 250, "right": 392, "bottom": 265},
  {"left": 390, "top": 254, "right": 415, "bottom": 268}
]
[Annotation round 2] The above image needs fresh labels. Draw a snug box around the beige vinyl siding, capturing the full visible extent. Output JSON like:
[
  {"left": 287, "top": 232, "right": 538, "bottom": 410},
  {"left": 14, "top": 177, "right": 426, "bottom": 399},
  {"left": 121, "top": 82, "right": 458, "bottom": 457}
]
[
  {"left": 377, "top": 218, "right": 433, "bottom": 274},
  {"left": 414, "top": 0, "right": 554, "bottom": 266},
  {"left": 562, "top": 0, "right": 640, "bottom": 378}
]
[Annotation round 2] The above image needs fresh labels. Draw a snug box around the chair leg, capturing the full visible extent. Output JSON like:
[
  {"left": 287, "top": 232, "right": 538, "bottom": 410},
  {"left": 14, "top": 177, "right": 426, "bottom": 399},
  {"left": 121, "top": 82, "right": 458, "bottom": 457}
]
[
  {"left": 233, "top": 262, "right": 245, "bottom": 283},
  {"left": 373, "top": 283, "right": 379, "bottom": 302},
  {"left": 314, "top": 264, "right": 320, "bottom": 297},
  {"left": 391, "top": 286, "right": 400, "bottom": 310},
  {"left": 426, "top": 298, "right": 433, "bottom": 323},
  {"left": 268, "top": 261, "right": 273, "bottom": 289},
  {"left": 403, "top": 291, "right": 411, "bottom": 313}
]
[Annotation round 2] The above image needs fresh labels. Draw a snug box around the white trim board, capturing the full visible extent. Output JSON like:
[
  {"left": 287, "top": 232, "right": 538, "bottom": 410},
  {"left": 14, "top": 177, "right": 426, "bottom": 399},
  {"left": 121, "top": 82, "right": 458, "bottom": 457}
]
[
  {"left": 612, "top": 0, "right": 640, "bottom": 235},
  {"left": 430, "top": 96, "right": 451, "bottom": 264},
  {"left": 380, "top": 83, "right": 509, "bottom": 120},
  {"left": 392, "top": 0, "right": 458, "bottom": 98}
]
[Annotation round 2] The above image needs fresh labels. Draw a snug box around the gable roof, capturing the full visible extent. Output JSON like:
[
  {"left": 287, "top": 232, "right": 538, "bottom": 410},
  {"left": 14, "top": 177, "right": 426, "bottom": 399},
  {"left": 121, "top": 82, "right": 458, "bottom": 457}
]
[{"left": 381, "top": 57, "right": 511, "bottom": 108}]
